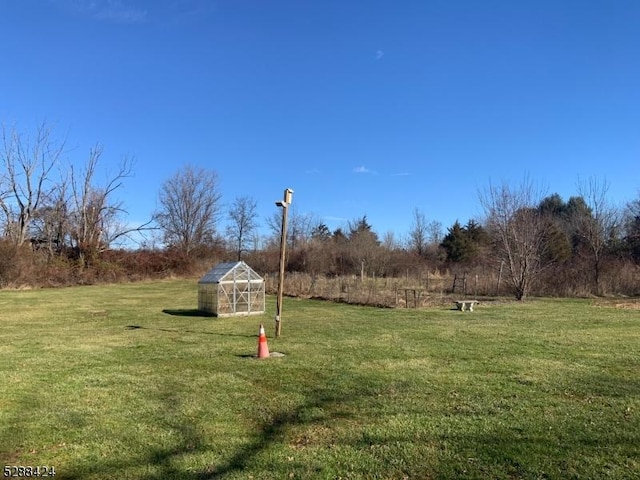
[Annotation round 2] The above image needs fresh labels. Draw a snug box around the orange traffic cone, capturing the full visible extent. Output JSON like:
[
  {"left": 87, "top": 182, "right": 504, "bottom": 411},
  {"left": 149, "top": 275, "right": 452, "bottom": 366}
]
[{"left": 257, "top": 324, "right": 270, "bottom": 359}]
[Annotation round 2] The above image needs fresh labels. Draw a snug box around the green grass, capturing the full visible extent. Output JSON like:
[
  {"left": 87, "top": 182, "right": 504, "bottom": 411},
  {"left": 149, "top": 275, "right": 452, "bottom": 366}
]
[{"left": 1, "top": 280, "right": 639, "bottom": 479}]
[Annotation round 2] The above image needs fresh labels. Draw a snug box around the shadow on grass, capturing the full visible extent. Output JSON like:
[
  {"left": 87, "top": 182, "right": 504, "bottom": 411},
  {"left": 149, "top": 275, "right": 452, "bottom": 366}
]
[
  {"left": 162, "top": 308, "right": 213, "bottom": 317},
  {"left": 46, "top": 364, "right": 640, "bottom": 479},
  {"left": 124, "top": 325, "right": 254, "bottom": 338},
  {"left": 0, "top": 391, "right": 40, "bottom": 465},
  {"left": 203, "top": 389, "right": 354, "bottom": 479},
  {"left": 55, "top": 388, "right": 213, "bottom": 480},
  {"left": 56, "top": 374, "right": 362, "bottom": 480}
]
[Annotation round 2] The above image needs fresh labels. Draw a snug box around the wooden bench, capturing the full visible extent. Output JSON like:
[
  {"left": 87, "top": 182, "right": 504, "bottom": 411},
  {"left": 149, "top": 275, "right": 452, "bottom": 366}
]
[{"left": 455, "top": 300, "right": 479, "bottom": 312}]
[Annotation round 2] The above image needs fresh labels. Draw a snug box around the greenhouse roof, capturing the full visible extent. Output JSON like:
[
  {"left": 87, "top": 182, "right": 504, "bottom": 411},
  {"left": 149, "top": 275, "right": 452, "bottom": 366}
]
[{"left": 198, "top": 261, "right": 263, "bottom": 284}]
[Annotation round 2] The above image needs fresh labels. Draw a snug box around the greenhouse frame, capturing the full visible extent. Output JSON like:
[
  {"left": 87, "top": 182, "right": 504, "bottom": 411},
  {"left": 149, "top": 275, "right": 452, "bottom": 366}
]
[{"left": 197, "top": 261, "right": 265, "bottom": 317}]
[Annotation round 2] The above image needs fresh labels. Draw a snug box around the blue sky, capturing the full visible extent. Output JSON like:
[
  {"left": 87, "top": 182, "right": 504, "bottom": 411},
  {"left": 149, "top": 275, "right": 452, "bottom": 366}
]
[{"left": 1, "top": 0, "right": 639, "bottom": 245}]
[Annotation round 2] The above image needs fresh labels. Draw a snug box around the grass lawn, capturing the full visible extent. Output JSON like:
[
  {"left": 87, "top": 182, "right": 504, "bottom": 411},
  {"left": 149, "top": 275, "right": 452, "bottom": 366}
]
[{"left": 1, "top": 279, "right": 639, "bottom": 479}]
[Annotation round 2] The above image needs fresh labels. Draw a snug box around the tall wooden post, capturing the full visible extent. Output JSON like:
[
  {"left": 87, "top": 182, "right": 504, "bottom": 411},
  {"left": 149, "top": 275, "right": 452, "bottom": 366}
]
[{"left": 275, "top": 188, "right": 293, "bottom": 337}]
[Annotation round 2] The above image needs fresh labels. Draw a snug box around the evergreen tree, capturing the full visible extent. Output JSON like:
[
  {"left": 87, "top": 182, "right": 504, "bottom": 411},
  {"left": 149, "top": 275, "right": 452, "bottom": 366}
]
[{"left": 441, "top": 221, "right": 470, "bottom": 262}]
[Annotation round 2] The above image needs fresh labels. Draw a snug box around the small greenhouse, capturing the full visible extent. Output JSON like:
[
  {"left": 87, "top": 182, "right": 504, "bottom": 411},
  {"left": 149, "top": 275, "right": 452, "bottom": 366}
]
[{"left": 198, "top": 261, "right": 265, "bottom": 317}]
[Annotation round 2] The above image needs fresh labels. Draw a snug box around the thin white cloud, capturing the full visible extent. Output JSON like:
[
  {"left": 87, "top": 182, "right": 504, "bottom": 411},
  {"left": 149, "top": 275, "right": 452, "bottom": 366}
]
[
  {"left": 54, "top": 0, "right": 148, "bottom": 23},
  {"left": 376, "top": 50, "right": 384, "bottom": 60},
  {"left": 391, "top": 172, "right": 411, "bottom": 177},
  {"left": 305, "top": 168, "right": 321, "bottom": 174},
  {"left": 95, "top": 6, "right": 148, "bottom": 23},
  {"left": 52, "top": 0, "right": 216, "bottom": 24},
  {"left": 353, "top": 165, "right": 378, "bottom": 175}
]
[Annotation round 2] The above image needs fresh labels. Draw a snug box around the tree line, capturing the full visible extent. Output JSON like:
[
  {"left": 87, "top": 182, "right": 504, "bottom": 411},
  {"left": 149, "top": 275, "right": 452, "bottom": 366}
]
[{"left": 1, "top": 123, "right": 638, "bottom": 298}]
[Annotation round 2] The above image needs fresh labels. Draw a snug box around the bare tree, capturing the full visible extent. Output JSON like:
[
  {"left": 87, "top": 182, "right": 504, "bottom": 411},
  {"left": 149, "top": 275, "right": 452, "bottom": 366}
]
[
  {"left": 427, "top": 219, "right": 443, "bottom": 245},
  {"left": 299, "top": 222, "right": 332, "bottom": 276},
  {"left": 226, "top": 195, "right": 259, "bottom": 261},
  {"left": 154, "top": 164, "right": 222, "bottom": 254},
  {"left": 379, "top": 230, "right": 401, "bottom": 276},
  {"left": 408, "top": 208, "right": 429, "bottom": 257},
  {"left": 0, "top": 122, "right": 64, "bottom": 246},
  {"left": 266, "top": 207, "right": 320, "bottom": 251},
  {"left": 479, "top": 177, "right": 552, "bottom": 300},
  {"left": 69, "top": 144, "right": 137, "bottom": 262},
  {"left": 347, "top": 215, "right": 381, "bottom": 279},
  {"left": 573, "top": 177, "right": 620, "bottom": 295},
  {"left": 29, "top": 182, "right": 69, "bottom": 256}
]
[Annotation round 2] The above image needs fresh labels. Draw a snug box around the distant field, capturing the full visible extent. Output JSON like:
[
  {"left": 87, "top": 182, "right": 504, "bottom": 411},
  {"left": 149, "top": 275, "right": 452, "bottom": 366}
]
[{"left": 1, "top": 280, "right": 638, "bottom": 479}]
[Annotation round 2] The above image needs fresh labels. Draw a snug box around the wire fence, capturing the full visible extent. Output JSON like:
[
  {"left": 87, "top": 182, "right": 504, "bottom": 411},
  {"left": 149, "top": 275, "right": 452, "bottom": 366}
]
[{"left": 264, "top": 271, "right": 505, "bottom": 308}]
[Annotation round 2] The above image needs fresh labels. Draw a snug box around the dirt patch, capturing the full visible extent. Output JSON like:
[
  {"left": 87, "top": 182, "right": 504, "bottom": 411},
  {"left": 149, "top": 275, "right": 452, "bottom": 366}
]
[
  {"left": 593, "top": 299, "right": 640, "bottom": 310},
  {"left": 0, "top": 450, "right": 21, "bottom": 464},
  {"left": 290, "top": 425, "right": 335, "bottom": 450}
]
